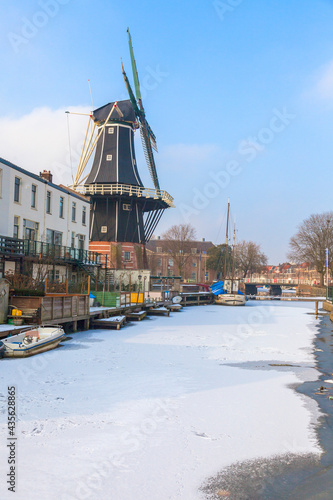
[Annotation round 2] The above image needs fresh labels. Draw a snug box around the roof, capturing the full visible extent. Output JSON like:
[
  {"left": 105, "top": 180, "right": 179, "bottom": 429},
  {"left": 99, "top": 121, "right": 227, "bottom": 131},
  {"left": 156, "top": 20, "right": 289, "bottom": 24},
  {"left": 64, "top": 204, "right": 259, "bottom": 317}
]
[
  {"left": 146, "top": 239, "right": 215, "bottom": 253},
  {"left": 0, "top": 157, "right": 90, "bottom": 203}
]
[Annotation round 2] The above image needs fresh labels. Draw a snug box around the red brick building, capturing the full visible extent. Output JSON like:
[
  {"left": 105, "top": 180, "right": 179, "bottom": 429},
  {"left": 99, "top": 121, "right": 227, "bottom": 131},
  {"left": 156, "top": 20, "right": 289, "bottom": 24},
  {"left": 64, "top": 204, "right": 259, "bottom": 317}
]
[{"left": 146, "top": 238, "right": 216, "bottom": 282}]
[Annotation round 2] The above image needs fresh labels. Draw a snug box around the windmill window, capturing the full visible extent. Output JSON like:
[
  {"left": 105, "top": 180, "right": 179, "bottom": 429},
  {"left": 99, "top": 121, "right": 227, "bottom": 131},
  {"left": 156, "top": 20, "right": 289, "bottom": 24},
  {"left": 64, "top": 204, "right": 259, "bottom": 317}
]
[
  {"left": 106, "top": 154, "right": 113, "bottom": 161},
  {"left": 123, "top": 204, "right": 132, "bottom": 211},
  {"left": 108, "top": 127, "right": 114, "bottom": 134}
]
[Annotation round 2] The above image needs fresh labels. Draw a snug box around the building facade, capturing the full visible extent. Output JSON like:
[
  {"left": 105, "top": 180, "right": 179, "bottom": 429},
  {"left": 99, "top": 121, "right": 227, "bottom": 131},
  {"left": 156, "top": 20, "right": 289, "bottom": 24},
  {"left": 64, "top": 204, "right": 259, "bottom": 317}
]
[
  {"left": 0, "top": 158, "right": 91, "bottom": 280},
  {"left": 146, "top": 238, "right": 216, "bottom": 282}
]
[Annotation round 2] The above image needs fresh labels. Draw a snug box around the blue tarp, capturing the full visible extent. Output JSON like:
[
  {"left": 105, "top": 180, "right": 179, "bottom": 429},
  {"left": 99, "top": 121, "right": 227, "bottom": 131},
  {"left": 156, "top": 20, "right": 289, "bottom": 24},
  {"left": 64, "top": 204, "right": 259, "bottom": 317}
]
[
  {"left": 210, "top": 281, "right": 244, "bottom": 296},
  {"left": 210, "top": 281, "right": 227, "bottom": 295}
]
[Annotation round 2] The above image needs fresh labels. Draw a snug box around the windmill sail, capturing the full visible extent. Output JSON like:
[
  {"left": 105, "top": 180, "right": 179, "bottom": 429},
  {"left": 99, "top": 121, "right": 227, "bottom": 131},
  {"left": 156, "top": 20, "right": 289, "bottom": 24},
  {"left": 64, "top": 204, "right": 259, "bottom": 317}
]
[{"left": 123, "top": 28, "right": 161, "bottom": 190}]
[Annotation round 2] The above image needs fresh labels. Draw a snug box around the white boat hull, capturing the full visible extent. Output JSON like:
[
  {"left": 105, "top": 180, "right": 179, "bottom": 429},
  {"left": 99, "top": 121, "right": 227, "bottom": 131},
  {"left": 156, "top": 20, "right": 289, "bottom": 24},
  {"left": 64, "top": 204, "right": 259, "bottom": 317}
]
[
  {"left": 215, "top": 294, "right": 246, "bottom": 306},
  {"left": 3, "top": 327, "right": 66, "bottom": 358}
]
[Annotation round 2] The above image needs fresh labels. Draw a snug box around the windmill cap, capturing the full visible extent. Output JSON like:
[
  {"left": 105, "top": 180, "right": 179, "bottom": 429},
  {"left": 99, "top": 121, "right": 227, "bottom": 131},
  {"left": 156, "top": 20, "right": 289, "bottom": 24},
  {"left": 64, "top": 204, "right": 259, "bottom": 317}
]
[{"left": 93, "top": 99, "right": 136, "bottom": 124}]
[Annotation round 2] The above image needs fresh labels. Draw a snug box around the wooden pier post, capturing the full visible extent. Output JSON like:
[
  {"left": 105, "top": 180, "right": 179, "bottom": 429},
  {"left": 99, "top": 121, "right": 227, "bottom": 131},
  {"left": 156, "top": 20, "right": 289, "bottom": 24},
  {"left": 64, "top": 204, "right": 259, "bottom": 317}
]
[{"left": 315, "top": 300, "right": 318, "bottom": 316}]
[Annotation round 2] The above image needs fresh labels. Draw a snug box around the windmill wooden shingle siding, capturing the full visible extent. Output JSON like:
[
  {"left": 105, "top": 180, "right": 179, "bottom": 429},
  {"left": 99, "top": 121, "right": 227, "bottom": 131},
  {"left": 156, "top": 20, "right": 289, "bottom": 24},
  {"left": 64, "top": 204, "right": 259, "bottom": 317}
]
[{"left": 73, "top": 29, "right": 173, "bottom": 255}]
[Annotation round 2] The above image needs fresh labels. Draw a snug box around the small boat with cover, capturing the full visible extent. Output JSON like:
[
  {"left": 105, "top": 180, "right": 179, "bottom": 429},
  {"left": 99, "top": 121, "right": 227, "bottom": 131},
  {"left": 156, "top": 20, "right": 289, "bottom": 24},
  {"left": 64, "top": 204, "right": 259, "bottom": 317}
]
[{"left": 2, "top": 326, "right": 66, "bottom": 358}]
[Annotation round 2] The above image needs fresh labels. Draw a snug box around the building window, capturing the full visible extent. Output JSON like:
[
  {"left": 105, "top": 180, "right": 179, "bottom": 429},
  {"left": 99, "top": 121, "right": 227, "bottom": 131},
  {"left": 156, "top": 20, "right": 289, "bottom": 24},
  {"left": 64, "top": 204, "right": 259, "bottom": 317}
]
[
  {"left": 156, "top": 246, "right": 162, "bottom": 253},
  {"left": 71, "top": 231, "right": 75, "bottom": 248},
  {"left": 106, "top": 154, "right": 112, "bottom": 161},
  {"left": 168, "top": 258, "right": 173, "bottom": 267},
  {"left": 193, "top": 261, "right": 197, "bottom": 267},
  {"left": 82, "top": 206, "right": 86, "bottom": 225},
  {"left": 191, "top": 272, "right": 196, "bottom": 280},
  {"left": 191, "top": 248, "right": 197, "bottom": 255},
  {"left": 46, "top": 229, "right": 62, "bottom": 246},
  {"left": 23, "top": 219, "right": 39, "bottom": 241},
  {"left": 157, "top": 258, "right": 162, "bottom": 267},
  {"left": 13, "top": 217, "right": 19, "bottom": 239},
  {"left": 31, "top": 184, "right": 37, "bottom": 208},
  {"left": 78, "top": 234, "right": 85, "bottom": 250},
  {"left": 72, "top": 202, "right": 76, "bottom": 222},
  {"left": 108, "top": 127, "right": 114, "bottom": 134},
  {"left": 0, "top": 168, "right": 2, "bottom": 198},
  {"left": 46, "top": 191, "right": 51, "bottom": 213},
  {"left": 123, "top": 204, "right": 132, "bottom": 211},
  {"left": 14, "top": 177, "right": 21, "bottom": 203},
  {"left": 124, "top": 251, "right": 131, "bottom": 261},
  {"left": 59, "top": 197, "right": 64, "bottom": 218}
]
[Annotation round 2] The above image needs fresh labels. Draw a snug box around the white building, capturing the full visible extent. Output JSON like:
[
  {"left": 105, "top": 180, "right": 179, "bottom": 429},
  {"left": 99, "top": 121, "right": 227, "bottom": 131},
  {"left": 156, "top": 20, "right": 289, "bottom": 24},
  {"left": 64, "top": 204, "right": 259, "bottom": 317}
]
[
  {"left": 0, "top": 158, "right": 90, "bottom": 247},
  {"left": 0, "top": 158, "right": 91, "bottom": 279}
]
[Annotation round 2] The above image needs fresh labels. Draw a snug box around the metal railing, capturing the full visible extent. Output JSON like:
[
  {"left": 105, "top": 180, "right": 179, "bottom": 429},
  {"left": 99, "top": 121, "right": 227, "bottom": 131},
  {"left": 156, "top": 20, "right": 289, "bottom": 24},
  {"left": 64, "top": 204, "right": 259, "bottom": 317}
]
[
  {"left": 0, "top": 235, "right": 25, "bottom": 256},
  {"left": 74, "top": 183, "right": 174, "bottom": 207},
  {"left": 24, "top": 240, "right": 102, "bottom": 265}
]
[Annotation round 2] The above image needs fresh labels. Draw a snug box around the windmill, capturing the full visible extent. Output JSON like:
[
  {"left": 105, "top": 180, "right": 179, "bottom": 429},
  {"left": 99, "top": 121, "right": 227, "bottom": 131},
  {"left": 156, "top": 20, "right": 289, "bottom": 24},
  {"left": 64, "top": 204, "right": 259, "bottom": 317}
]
[{"left": 72, "top": 29, "right": 173, "bottom": 253}]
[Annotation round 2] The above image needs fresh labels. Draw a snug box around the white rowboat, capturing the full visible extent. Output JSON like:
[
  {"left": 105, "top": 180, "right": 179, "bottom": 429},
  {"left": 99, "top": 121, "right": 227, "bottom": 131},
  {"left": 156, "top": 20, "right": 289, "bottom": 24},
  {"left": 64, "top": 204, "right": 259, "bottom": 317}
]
[{"left": 2, "top": 326, "right": 66, "bottom": 358}]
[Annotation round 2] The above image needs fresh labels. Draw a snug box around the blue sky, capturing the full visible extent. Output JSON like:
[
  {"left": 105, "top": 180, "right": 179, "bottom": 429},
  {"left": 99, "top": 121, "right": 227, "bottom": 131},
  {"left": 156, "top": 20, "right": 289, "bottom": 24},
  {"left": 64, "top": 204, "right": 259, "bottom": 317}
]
[{"left": 1, "top": 0, "right": 333, "bottom": 262}]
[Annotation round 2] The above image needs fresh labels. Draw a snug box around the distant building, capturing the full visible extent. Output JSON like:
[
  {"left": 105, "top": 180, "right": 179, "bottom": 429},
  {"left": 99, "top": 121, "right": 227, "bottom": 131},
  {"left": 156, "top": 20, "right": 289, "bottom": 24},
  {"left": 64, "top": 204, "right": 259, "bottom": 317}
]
[{"left": 146, "top": 237, "right": 215, "bottom": 282}]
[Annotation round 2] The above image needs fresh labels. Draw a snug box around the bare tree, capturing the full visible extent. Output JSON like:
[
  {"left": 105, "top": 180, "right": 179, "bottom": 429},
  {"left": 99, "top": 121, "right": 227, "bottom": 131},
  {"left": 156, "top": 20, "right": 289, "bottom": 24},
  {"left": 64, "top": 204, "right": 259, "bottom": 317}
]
[
  {"left": 235, "top": 240, "right": 268, "bottom": 278},
  {"left": 162, "top": 224, "right": 196, "bottom": 277},
  {"left": 288, "top": 212, "right": 333, "bottom": 286}
]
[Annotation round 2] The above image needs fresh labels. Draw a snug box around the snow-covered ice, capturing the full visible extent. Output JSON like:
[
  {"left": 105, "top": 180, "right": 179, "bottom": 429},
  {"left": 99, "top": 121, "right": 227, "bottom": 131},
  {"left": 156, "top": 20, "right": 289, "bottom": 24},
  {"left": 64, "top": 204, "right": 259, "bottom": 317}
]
[{"left": 0, "top": 302, "right": 322, "bottom": 499}]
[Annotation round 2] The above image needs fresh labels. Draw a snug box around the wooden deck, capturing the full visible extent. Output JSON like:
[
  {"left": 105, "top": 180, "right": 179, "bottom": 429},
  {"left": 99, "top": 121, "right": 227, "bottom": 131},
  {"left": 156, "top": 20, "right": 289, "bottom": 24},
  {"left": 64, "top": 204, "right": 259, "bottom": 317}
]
[
  {"left": 146, "top": 307, "right": 170, "bottom": 317},
  {"left": 92, "top": 315, "right": 126, "bottom": 330}
]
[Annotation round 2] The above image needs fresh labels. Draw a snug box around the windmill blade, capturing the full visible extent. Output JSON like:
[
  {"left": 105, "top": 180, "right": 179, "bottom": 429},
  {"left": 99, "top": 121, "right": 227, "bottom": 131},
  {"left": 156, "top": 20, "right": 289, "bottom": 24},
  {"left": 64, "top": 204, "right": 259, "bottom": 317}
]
[
  {"left": 140, "top": 123, "right": 160, "bottom": 190},
  {"left": 145, "top": 120, "right": 158, "bottom": 152},
  {"left": 121, "top": 60, "right": 141, "bottom": 119},
  {"left": 127, "top": 28, "right": 142, "bottom": 103},
  {"left": 126, "top": 28, "right": 161, "bottom": 189}
]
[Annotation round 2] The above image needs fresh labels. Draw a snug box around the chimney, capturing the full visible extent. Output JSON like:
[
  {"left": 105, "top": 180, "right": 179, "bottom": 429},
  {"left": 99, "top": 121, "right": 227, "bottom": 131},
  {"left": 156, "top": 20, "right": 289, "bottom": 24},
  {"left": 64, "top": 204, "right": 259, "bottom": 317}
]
[{"left": 40, "top": 170, "right": 53, "bottom": 183}]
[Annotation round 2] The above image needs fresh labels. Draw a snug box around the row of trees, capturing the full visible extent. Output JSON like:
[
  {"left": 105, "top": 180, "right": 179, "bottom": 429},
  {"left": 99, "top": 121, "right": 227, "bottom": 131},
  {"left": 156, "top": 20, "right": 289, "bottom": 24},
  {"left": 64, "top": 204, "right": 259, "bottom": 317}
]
[{"left": 161, "top": 223, "right": 267, "bottom": 278}]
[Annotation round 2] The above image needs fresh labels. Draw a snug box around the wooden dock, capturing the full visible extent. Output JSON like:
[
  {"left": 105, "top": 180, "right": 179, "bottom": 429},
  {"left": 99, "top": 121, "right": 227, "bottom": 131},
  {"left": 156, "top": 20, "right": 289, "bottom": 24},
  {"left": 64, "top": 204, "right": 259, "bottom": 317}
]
[
  {"left": 146, "top": 306, "right": 170, "bottom": 317},
  {"left": 92, "top": 315, "right": 126, "bottom": 330},
  {"left": 125, "top": 310, "right": 147, "bottom": 321}
]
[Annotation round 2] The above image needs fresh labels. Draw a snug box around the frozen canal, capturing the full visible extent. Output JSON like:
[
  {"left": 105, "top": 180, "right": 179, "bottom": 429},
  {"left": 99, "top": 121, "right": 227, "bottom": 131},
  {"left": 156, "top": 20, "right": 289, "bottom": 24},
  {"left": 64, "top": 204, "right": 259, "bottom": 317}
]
[{"left": 0, "top": 302, "right": 322, "bottom": 499}]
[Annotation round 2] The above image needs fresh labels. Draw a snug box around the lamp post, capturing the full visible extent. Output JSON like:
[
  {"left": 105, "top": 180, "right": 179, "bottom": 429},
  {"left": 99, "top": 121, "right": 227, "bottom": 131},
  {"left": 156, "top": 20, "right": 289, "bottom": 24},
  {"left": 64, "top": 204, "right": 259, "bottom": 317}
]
[
  {"left": 143, "top": 275, "right": 147, "bottom": 302},
  {"left": 137, "top": 274, "right": 142, "bottom": 305}
]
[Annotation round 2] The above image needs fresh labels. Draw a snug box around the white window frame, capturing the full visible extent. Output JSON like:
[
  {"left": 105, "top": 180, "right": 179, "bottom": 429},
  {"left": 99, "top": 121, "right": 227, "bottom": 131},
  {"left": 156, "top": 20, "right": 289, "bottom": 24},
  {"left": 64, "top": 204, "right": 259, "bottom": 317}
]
[{"left": 106, "top": 154, "right": 113, "bottom": 161}]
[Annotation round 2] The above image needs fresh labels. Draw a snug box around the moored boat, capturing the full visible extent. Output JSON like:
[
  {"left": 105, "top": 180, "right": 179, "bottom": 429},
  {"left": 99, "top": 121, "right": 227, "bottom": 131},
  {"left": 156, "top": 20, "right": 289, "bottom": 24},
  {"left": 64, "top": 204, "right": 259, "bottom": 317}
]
[
  {"left": 215, "top": 293, "right": 246, "bottom": 306},
  {"left": 2, "top": 326, "right": 66, "bottom": 358}
]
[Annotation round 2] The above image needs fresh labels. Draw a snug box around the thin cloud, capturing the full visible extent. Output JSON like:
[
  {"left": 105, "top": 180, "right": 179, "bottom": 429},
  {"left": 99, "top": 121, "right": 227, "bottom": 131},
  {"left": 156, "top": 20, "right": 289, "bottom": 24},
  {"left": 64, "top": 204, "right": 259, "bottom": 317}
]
[
  {"left": 0, "top": 106, "right": 91, "bottom": 185},
  {"left": 305, "top": 60, "right": 333, "bottom": 101}
]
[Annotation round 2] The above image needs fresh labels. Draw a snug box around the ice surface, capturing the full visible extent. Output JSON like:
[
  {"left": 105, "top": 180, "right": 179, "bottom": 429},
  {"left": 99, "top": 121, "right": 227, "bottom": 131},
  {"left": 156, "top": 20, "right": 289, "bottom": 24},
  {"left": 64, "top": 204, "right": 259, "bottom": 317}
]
[{"left": 0, "top": 302, "right": 322, "bottom": 500}]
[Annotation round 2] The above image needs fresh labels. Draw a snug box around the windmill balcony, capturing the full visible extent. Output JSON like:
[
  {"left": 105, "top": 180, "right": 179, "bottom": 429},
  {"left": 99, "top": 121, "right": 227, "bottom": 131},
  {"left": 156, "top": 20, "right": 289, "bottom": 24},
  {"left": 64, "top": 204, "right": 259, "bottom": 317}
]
[{"left": 75, "top": 183, "right": 174, "bottom": 208}]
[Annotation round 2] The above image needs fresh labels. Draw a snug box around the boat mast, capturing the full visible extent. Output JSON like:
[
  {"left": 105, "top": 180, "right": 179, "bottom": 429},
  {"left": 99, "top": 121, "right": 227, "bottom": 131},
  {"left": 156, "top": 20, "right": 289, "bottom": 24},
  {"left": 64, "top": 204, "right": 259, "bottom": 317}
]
[
  {"left": 231, "top": 223, "right": 236, "bottom": 294},
  {"left": 223, "top": 198, "right": 230, "bottom": 281}
]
